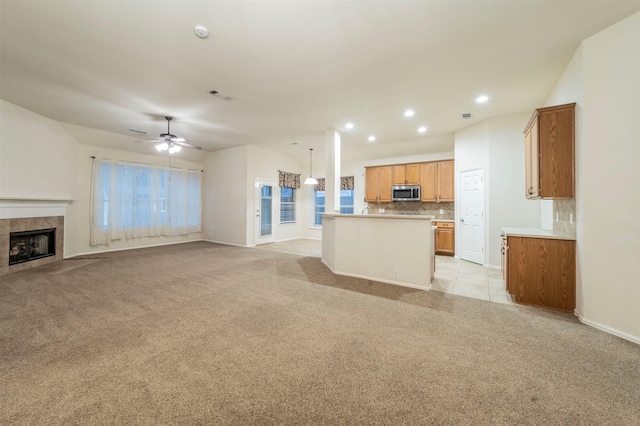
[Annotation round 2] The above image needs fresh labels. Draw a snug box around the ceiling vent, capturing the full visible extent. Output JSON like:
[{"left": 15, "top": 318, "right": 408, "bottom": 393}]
[
  {"left": 210, "top": 90, "right": 236, "bottom": 101},
  {"left": 460, "top": 112, "right": 473, "bottom": 119},
  {"left": 128, "top": 128, "right": 147, "bottom": 135}
]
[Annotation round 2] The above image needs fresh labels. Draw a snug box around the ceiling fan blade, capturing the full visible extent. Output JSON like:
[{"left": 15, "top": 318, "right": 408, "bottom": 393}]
[
  {"left": 171, "top": 137, "right": 187, "bottom": 143},
  {"left": 134, "top": 138, "right": 162, "bottom": 144},
  {"left": 174, "top": 141, "right": 202, "bottom": 150}
]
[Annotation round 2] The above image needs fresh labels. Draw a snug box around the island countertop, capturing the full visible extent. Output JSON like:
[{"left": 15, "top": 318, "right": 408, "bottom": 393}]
[{"left": 321, "top": 213, "right": 434, "bottom": 221}]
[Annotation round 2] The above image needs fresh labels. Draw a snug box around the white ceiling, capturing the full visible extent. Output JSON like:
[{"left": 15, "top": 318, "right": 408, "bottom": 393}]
[{"left": 1, "top": 1, "right": 639, "bottom": 162}]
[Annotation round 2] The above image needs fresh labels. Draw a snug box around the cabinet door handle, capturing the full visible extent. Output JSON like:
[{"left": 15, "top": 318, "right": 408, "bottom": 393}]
[{"left": 527, "top": 187, "right": 533, "bottom": 195}]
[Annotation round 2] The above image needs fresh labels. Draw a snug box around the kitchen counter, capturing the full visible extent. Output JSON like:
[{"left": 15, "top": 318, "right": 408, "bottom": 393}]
[
  {"left": 501, "top": 227, "right": 576, "bottom": 241},
  {"left": 321, "top": 213, "right": 433, "bottom": 289},
  {"left": 323, "top": 213, "right": 433, "bottom": 220}
]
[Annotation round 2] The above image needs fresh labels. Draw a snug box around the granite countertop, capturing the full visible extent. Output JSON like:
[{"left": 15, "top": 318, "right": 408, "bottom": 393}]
[
  {"left": 501, "top": 227, "right": 576, "bottom": 241},
  {"left": 433, "top": 219, "right": 455, "bottom": 223}
]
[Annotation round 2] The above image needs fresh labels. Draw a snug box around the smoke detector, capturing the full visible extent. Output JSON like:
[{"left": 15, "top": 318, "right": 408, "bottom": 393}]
[{"left": 194, "top": 25, "right": 209, "bottom": 39}]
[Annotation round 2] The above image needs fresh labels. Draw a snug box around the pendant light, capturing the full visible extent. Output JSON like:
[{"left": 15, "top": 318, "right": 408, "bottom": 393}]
[{"left": 304, "top": 148, "right": 318, "bottom": 185}]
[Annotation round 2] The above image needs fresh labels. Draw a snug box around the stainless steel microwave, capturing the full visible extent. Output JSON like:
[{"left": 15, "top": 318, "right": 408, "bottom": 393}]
[{"left": 392, "top": 185, "right": 421, "bottom": 201}]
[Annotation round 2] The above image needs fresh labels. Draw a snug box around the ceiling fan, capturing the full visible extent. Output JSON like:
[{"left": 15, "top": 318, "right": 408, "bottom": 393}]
[{"left": 135, "top": 116, "right": 202, "bottom": 153}]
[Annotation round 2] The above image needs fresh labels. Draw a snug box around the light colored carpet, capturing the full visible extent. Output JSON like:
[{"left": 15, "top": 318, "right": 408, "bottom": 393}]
[{"left": 1, "top": 241, "right": 638, "bottom": 425}]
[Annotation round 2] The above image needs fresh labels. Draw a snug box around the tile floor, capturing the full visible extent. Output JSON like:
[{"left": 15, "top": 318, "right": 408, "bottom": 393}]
[
  {"left": 256, "top": 239, "right": 512, "bottom": 305},
  {"left": 431, "top": 254, "right": 512, "bottom": 304}
]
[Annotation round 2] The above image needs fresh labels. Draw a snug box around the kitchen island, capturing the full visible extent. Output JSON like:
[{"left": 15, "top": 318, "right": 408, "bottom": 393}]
[{"left": 321, "top": 213, "right": 434, "bottom": 290}]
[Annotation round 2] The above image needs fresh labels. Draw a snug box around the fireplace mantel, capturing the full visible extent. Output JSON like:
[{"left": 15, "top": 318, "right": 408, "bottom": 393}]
[
  {"left": 0, "top": 196, "right": 75, "bottom": 202},
  {"left": 0, "top": 197, "right": 73, "bottom": 220}
]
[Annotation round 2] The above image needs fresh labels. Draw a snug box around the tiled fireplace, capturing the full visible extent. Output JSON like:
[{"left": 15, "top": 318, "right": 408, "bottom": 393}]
[{"left": 0, "top": 216, "right": 64, "bottom": 276}]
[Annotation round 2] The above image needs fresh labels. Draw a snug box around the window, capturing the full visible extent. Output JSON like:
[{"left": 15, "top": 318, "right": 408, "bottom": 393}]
[
  {"left": 314, "top": 189, "right": 354, "bottom": 226},
  {"left": 339, "top": 189, "right": 355, "bottom": 214},
  {"left": 280, "top": 187, "right": 296, "bottom": 223},
  {"left": 90, "top": 159, "right": 201, "bottom": 246},
  {"left": 314, "top": 190, "right": 325, "bottom": 226}
]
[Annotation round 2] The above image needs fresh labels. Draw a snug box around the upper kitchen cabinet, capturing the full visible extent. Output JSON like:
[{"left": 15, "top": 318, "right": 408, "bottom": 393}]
[
  {"left": 524, "top": 103, "right": 575, "bottom": 199},
  {"left": 421, "top": 160, "right": 454, "bottom": 203},
  {"left": 365, "top": 166, "right": 393, "bottom": 203},
  {"left": 392, "top": 164, "right": 422, "bottom": 185}
]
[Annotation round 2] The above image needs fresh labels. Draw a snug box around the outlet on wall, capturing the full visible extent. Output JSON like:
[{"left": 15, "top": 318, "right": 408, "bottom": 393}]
[
  {"left": 393, "top": 269, "right": 399, "bottom": 278},
  {"left": 439, "top": 209, "right": 444, "bottom": 214}
]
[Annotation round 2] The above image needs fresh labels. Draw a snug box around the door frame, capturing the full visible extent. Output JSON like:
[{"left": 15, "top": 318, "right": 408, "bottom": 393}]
[
  {"left": 255, "top": 178, "right": 276, "bottom": 245},
  {"left": 458, "top": 167, "right": 485, "bottom": 265}
]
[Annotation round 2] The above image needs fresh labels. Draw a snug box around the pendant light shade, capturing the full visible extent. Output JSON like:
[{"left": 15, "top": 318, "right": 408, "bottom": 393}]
[{"left": 304, "top": 148, "right": 318, "bottom": 185}]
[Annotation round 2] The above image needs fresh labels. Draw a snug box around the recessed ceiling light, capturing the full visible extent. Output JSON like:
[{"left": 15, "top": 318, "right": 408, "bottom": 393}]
[
  {"left": 363, "top": 107, "right": 374, "bottom": 112},
  {"left": 418, "top": 126, "right": 427, "bottom": 133},
  {"left": 368, "top": 136, "right": 376, "bottom": 142},
  {"left": 404, "top": 109, "right": 415, "bottom": 117},
  {"left": 476, "top": 95, "right": 489, "bottom": 103},
  {"left": 345, "top": 122, "right": 354, "bottom": 129},
  {"left": 194, "top": 25, "right": 209, "bottom": 39}
]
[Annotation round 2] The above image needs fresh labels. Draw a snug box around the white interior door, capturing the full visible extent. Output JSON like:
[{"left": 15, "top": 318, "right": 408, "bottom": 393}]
[
  {"left": 255, "top": 178, "right": 275, "bottom": 245},
  {"left": 460, "top": 168, "right": 485, "bottom": 264}
]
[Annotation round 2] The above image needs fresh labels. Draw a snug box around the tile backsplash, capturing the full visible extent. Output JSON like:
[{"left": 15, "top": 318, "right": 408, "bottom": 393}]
[
  {"left": 553, "top": 198, "right": 576, "bottom": 237},
  {"left": 365, "top": 201, "right": 454, "bottom": 220}
]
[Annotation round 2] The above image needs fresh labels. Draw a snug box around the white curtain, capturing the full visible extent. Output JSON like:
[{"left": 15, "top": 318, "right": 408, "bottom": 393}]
[{"left": 90, "top": 158, "right": 202, "bottom": 246}]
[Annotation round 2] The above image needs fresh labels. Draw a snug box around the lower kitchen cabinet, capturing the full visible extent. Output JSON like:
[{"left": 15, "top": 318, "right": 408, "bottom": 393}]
[
  {"left": 505, "top": 236, "right": 576, "bottom": 312},
  {"left": 434, "top": 221, "right": 454, "bottom": 256}
]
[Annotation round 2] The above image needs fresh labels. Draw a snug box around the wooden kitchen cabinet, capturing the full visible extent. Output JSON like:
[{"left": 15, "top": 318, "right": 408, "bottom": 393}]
[
  {"left": 392, "top": 163, "right": 421, "bottom": 185},
  {"left": 501, "top": 235, "right": 508, "bottom": 289},
  {"left": 505, "top": 236, "right": 576, "bottom": 312},
  {"left": 434, "top": 221, "right": 454, "bottom": 256},
  {"left": 365, "top": 166, "right": 393, "bottom": 203},
  {"left": 437, "top": 160, "right": 454, "bottom": 202},
  {"left": 421, "top": 161, "right": 454, "bottom": 203},
  {"left": 524, "top": 103, "right": 575, "bottom": 199}
]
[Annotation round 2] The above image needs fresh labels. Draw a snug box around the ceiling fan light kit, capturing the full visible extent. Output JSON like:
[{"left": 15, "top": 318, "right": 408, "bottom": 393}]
[{"left": 134, "top": 116, "right": 202, "bottom": 153}]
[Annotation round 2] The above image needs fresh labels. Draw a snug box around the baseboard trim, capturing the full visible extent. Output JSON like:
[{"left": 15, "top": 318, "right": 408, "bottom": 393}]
[
  {"left": 203, "top": 239, "right": 253, "bottom": 248},
  {"left": 274, "top": 236, "right": 322, "bottom": 243},
  {"left": 320, "top": 259, "right": 430, "bottom": 291},
  {"left": 485, "top": 264, "right": 501, "bottom": 270},
  {"left": 68, "top": 239, "right": 204, "bottom": 258},
  {"left": 575, "top": 312, "right": 640, "bottom": 345}
]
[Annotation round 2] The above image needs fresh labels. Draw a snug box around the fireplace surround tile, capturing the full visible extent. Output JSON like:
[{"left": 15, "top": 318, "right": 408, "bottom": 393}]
[{"left": 0, "top": 216, "right": 64, "bottom": 276}]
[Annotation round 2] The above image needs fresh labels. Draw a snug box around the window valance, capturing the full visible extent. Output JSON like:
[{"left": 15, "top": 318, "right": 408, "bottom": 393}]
[
  {"left": 278, "top": 171, "right": 301, "bottom": 189},
  {"left": 314, "top": 176, "right": 354, "bottom": 191}
]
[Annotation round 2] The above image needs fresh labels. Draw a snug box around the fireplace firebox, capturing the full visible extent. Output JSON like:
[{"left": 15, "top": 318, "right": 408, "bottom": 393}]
[{"left": 9, "top": 228, "right": 56, "bottom": 265}]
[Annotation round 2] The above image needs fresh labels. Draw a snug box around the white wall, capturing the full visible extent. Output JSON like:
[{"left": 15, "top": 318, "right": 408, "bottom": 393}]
[
  {"left": 545, "top": 12, "right": 639, "bottom": 342},
  {"left": 0, "top": 100, "right": 78, "bottom": 199},
  {"left": 487, "top": 113, "right": 542, "bottom": 266},
  {"left": 203, "top": 145, "right": 249, "bottom": 246},
  {"left": 455, "top": 114, "right": 541, "bottom": 267},
  {"left": 246, "top": 145, "right": 305, "bottom": 245}
]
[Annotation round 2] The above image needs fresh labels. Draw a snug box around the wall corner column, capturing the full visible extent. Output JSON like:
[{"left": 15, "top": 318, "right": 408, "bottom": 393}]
[{"left": 324, "top": 129, "right": 341, "bottom": 213}]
